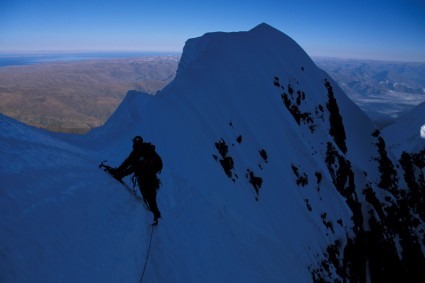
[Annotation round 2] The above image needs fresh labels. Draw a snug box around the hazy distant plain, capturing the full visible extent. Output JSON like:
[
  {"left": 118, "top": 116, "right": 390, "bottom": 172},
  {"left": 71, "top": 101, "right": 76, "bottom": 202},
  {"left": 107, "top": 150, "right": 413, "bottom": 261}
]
[{"left": 0, "top": 55, "right": 179, "bottom": 133}]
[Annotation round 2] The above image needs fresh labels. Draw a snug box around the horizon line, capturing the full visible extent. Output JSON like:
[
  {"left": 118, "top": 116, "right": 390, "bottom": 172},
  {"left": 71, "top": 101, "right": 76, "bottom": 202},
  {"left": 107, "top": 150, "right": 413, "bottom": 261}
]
[{"left": 0, "top": 50, "right": 424, "bottom": 64}]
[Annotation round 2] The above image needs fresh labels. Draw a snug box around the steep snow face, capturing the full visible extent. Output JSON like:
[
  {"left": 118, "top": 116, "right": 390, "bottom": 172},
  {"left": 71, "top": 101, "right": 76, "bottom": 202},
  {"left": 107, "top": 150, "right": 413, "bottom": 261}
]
[
  {"left": 2, "top": 23, "right": 425, "bottom": 283},
  {"left": 83, "top": 23, "right": 394, "bottom": 281},
  {"left": 85, "top": 23, "right": 365, "bottom": 281},
  {"left": 0, "top": 114, "right": 152, "bottom": 282}
]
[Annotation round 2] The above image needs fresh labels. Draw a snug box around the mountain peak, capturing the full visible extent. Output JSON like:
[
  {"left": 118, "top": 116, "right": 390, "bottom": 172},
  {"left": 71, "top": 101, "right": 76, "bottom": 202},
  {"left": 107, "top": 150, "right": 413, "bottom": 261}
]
[
  {"left": 249, "top": 22, "right": 279, "bottom": 33},
  {"left": 175, "top": 23, "right": 313, "bottom": 85}
]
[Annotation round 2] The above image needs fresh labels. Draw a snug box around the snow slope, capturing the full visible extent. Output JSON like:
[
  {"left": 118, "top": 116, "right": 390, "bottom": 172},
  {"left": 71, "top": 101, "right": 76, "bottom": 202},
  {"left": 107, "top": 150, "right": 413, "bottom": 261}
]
[
  {"left": 1, "top": 23, "right": 424, "bottom": 282},
  {"left": 0, "top": 113, "right": 154, "bottom": 282},
  {"left": 382, "top": 100, "right": 425, "bottom": 156}
]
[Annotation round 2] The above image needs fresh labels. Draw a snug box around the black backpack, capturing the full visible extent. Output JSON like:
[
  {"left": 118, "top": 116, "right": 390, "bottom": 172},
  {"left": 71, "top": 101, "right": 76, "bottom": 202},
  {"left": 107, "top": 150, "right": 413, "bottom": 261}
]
[{"left": 144, "top": 143, "right": 163, "bottom": 174}]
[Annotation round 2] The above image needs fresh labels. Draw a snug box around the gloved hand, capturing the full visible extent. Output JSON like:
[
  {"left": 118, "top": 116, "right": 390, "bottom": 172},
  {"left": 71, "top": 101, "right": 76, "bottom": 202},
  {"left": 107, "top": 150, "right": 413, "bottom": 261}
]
[
  {"left": 107, "top": 166, "right": 116, "bottom": 174},
  {"left": 108, "top": 167, "right": 122, "bottom": 181}
]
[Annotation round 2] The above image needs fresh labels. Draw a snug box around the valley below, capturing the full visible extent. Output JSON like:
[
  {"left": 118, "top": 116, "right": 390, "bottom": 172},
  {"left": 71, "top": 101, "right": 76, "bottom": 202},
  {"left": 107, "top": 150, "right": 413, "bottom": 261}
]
[
  {"left": 0, "top": 55, "right": 179, "bottom": 133},
  {"left": 315, "top": 57, "right": 425, "bottom": 128}
]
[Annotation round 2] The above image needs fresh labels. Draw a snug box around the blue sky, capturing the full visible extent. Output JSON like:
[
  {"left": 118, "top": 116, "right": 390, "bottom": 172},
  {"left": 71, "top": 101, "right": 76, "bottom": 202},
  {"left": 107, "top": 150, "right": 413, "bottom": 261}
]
[{"left": 1, "top": 0, "right": 424, "bottom": 61}]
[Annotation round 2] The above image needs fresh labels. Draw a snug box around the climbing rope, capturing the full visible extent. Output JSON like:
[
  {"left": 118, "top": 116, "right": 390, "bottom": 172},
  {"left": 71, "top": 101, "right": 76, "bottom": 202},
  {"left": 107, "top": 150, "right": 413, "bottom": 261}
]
[{"left": 140, "top": 225, "right": 155, "bottom": 283}]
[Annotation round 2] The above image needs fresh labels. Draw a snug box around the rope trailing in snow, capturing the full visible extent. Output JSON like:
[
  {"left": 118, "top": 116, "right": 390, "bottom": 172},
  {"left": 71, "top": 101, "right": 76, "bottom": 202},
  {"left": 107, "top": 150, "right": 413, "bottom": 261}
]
[{"left": 140, "top": 225, "right": 154, "bottom": 283}]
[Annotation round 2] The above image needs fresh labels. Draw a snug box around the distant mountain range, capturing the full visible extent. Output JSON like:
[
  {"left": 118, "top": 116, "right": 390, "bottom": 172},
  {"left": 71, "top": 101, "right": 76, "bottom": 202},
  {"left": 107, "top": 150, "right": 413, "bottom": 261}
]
[{"left": 314, "top": 57, "right": 425, "bottom": 128}]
